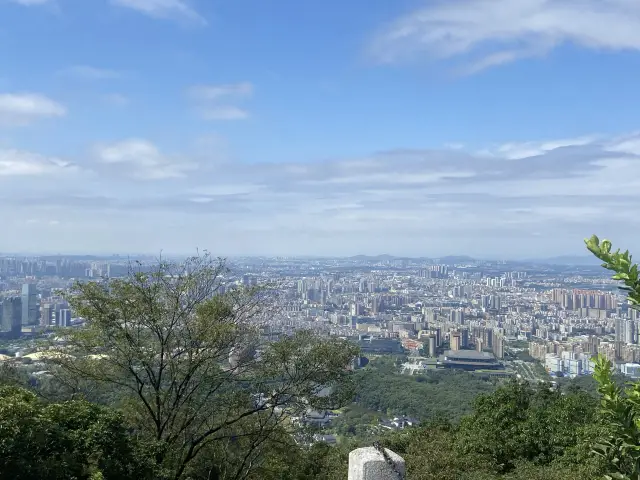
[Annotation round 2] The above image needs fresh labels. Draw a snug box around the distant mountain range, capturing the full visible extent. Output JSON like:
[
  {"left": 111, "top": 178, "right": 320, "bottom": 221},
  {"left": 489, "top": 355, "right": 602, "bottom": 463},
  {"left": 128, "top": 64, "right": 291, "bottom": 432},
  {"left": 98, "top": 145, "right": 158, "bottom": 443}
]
[
  {"left": 521, "top": 255, "right": 603, "bottom": 266},
  {"left": 344, "top": 254, "right": 487, "bottom": 264},
  {"left": 345, "top": 253, "right": 602, "bottom": 266}
]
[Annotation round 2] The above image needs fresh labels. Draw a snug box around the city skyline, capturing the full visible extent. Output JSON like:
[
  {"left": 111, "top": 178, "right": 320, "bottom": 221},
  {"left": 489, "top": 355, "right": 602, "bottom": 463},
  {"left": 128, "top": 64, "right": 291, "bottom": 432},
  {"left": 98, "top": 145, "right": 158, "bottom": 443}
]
[{"left": 1, "top": 1, "right": 640, "bottom": 256}]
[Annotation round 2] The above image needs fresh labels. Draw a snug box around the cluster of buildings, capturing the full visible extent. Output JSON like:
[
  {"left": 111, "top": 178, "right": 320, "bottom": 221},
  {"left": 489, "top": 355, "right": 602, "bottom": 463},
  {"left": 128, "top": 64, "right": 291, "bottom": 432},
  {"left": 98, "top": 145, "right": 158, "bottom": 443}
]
[
  {"left": 3, "top": 253, "right": 640, "bottom": 379},
  {"left": 0, "top": 284, "right": 72, "bottom": 338}
]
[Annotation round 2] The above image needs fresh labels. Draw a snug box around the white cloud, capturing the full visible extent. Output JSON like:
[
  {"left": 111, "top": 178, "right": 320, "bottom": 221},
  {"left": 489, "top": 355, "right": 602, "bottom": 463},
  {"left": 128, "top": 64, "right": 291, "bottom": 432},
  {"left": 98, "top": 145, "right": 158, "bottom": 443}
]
[
  {"left": 111, "top": 0, "right": 206, "bottom": 25},
  {"left": 4, "top": 130, "right": 640, "bottom": 257},
  {"left": 444, "top": 143, "right": 464, "bottom": 150},
  {"left": 0, "top": 149, "right": 76, "bottom": 176},
  {"left": 59, "top": 65, "right": 123, "bottom": 80},
  {"left": 95, "top": 139, "right": 197, "bottom": 180},
  {"left": 303, "top": 171, "right": 476, "bottom": 185},
  {"left": 0, "top": 93, "right": 66, "bottom": 126},
  {"left": 494, "top": 135, "right": 599, "bottom": 159},
  {"left": 370, "top": 0, "right": 640, "bottom": 72},
  {"left": 188, "top": 82, "right": 253, "bottom": 121}
]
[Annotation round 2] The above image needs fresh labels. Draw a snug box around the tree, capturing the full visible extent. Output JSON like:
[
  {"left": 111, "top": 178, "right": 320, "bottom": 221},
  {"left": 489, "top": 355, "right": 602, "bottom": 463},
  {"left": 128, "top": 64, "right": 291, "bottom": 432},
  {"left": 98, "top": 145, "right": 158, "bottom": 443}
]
[
  {"left": 586, "top": 235, "right": 640, "bottom": 480},
  {"left": 456, "top": 380, "right": 598, "bottom": 473},
  {"left": 49, "top": 254, "right": 359, "bottom": 480},
  {"left": 585, "top": 235, "right": 640, "bottom": 307},
  {"left": 0, "top": 385, "right": 153, "bottom": 480}
]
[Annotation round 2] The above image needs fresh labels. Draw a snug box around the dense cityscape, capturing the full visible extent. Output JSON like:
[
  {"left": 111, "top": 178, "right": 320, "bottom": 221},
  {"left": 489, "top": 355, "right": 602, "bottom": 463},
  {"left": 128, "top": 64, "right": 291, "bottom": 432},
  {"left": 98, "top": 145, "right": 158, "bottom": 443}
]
[{"left": 1, "top": 253, "right": 635, "bottom": 382}]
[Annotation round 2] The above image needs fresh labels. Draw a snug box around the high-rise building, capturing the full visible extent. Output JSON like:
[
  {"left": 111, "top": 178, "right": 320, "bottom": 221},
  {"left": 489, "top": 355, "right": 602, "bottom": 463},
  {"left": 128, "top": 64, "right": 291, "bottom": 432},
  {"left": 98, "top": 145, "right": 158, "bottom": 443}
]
[
  {"left": 2, "top": 297, "right": 22, "bottom": 336},
  {"left": 483, "top": 328, "right": 494, "bottom": 348},
  {"left": 57, "top": 309, "right": 71, "bottom": 327},
  {"left": 626, "top": 319, "right": 636, "bottom": 345},
  {"left": 451, "top": 332, "right": 461, "bottom": 351},
  {"left": 41, "top": 303, "right": 53, "bottom": 327},
  {"left": 428, "top": 335, "right": 437, "bottom": 357},
  {"left": 490, "top": 295, "right": 502, "bottom": 310},
  {"left": 461, "top": 328, "right": 469, "bottom": 348},
  {"left": 449, "top": 309, "right": 464, "bottom": 324},
  {"left": 615, "top": 317, "right": 625, "bottom": 343},
  {"left": 372, "top": 297, "right": 379, "bottom": 315},
  {"left": 481, "top": 295, "right": 490, "bottom": 309},
  {"left": 21, "top": 283, "right": 39, "bottom": 326},
  {"left": 493, "top": 333, "right": 505, "bottom": 359}
]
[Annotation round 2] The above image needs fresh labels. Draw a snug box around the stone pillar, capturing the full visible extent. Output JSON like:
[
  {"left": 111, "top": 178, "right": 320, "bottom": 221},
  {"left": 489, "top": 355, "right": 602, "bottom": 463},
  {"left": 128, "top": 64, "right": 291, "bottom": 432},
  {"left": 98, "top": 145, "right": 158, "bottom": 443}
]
[{"left": 348, "top": 446, "right": 406, "bottom": 480}]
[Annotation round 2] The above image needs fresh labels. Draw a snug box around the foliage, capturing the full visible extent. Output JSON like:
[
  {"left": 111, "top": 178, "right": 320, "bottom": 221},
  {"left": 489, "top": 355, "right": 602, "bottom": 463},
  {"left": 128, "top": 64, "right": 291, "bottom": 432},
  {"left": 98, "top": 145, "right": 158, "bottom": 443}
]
[
  {"left": 286, "top": 380, "right": 604, "bottom": 480},
  {"left": 456, "top": 380, "right": 599, "bottom": 473},
  {"left": 328, "top": 405, "right": 383, "bottom": 438},
  {"left": 354, "top": 365, "right": 497, "bottom": 421},
  {"left": 587, "top": 234, "right": 640, "bottom": 479},
  {"left": 0, "top": 385, "right": 153, "bottom": 480},
  {"left": 0, "top": 361, "right": 30, "bottom": 387},
  {"left": 585, "top": 235, "right": 640, "bottom": 307},
  {"left": 591, "top": 354, "right": 640, "bottom": 480},
  {"left": 255, "top": 441, "right": 349, "bottom": 480},
  {"left": 48, "top": 254, "right": 358, "bottom": 480},
  {"left": 379, "top": 421, "right": 495, "bottom": 480}
]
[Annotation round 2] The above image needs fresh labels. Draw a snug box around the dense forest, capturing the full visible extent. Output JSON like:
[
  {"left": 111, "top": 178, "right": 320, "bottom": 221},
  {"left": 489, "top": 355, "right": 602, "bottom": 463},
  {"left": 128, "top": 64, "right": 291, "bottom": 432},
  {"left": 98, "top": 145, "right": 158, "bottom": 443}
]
[{"left": 353, "top": 360, "right": 498, "bottom": 421}]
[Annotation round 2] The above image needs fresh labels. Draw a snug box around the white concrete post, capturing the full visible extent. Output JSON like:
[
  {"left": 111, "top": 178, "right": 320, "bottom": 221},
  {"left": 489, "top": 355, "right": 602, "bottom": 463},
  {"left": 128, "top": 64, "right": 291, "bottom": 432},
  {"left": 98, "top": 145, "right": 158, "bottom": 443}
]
[{"left": 348, "top": 446, "right": 406, "bottom": 480}]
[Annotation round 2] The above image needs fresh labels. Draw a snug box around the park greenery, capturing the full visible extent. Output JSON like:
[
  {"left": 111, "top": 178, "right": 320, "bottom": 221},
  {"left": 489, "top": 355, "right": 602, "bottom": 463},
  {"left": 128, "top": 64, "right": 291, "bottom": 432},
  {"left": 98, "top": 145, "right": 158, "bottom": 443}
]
[
  {"left": 351, "top": 358, "right": 497, "bottom": 421},
  {"left": 3, "top": 237, "right": 640, "bottom": 479}
]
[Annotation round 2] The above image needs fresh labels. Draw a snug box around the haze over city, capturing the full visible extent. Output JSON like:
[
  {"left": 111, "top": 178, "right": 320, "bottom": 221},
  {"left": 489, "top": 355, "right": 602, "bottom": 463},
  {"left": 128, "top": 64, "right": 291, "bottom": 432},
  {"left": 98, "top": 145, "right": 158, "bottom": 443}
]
[{"left": 2, "top": 0, "right": 640, "bottom": 257}]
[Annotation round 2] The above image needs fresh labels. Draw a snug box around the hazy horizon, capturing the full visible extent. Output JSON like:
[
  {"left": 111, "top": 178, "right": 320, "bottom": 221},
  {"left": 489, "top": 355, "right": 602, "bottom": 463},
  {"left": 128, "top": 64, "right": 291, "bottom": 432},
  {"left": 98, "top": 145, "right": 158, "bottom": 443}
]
[{"left": 0, "top": 249, "right": 603, "bottom": 264}]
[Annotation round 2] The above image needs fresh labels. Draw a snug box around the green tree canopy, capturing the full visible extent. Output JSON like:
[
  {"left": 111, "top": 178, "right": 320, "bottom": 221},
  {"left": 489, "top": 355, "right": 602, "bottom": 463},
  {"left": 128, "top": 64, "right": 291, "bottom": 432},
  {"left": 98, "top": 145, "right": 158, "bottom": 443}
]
[
  {"left": 586, "top": 234, "right": 640, "bottom": 480},
  {"left": 49, "top": 254, "right": 359, "bottom": 480},
  {"left": 0, "top": 385, "right": 153, "bottom": 480}
]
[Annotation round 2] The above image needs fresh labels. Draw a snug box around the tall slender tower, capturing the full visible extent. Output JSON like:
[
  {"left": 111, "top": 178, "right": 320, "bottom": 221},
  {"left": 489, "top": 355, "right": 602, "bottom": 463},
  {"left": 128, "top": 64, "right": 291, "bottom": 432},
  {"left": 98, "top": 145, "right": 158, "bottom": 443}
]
[{"left": 21, "top": 283, "right": 39, "bottom": 326}]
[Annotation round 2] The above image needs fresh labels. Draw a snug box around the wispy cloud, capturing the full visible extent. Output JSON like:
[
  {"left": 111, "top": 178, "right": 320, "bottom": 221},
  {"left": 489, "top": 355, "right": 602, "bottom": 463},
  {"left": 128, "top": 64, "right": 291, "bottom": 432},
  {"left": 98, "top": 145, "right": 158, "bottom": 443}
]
[
  {"left": 0, "top": 93, "right": 66, "bottom": 127},
  {"left": 0, "top": 149, "right": 76, "bottom": 176},
  {"left": 187, "top": 82, "right": 253, "bottom": 121},
  {"left": 370, "top": 0, "right": 640, "bottom": 73},
  {"left": 201, "top": 106, "right": 249, "bottom": 121},
  {"left": 492, "top": 135, "right": 600, "bottom": 160},
  {"left": 111, "top": 0, "right": 206, "bottom": 25},
  {"left": 4, "top": 130, "right": 640, "bottom": 256},
  {"left": 58, "top": 65, "right": 123, "bottom": 80},
  {"left": 25, "top": 218, "right": 61, "bottom": 226},
  {"left": 188, "top": 82, "right": 254, "bottom": 101},
  {"left": 94, "top": 139, "right": 197, "bottom": 180}
]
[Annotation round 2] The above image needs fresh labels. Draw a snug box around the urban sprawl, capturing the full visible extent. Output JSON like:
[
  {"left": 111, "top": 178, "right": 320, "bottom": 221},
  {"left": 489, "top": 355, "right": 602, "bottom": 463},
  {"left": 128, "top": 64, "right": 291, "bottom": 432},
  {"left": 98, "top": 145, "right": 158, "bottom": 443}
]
[{"left": 0, "top": 254, "right": 635, "bottom": 380}]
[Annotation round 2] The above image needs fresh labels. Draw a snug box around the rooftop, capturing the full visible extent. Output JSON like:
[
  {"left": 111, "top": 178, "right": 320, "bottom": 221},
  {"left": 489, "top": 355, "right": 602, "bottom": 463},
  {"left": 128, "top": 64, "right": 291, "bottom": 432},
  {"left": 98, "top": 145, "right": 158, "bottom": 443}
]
[{"left": 443, "top": 350, "right": 495, "bottom": 360}]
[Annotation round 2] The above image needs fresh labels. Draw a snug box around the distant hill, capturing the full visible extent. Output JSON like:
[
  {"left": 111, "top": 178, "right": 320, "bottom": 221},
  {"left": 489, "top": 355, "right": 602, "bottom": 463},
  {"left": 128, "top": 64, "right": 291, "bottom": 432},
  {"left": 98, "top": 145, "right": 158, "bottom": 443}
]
[
  {"left": 437, "top": 255, "right": 477, "bottom": 264},
  {"left": 344, "top": 254, "right": 481, "bottom": 264},
  {"left": 347, "top": 254, "right": 404, "bottom": 262},
  {"left": 525, "top": 255, "right": 602, "bottom": 266}
]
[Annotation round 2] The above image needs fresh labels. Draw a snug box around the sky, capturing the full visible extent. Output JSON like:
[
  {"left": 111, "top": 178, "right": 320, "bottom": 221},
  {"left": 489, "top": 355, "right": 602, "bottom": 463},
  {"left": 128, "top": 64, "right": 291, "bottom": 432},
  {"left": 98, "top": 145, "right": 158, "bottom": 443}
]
[{"left": 1, "top": 0, "right": 640, "bottom": 258}]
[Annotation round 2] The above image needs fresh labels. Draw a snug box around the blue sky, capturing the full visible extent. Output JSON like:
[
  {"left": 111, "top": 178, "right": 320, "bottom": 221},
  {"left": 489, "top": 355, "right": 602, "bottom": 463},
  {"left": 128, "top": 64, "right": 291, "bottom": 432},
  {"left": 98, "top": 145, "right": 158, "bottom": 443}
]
[{"left": 1, "top": 0, "right": 640, "bottom": 258}]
